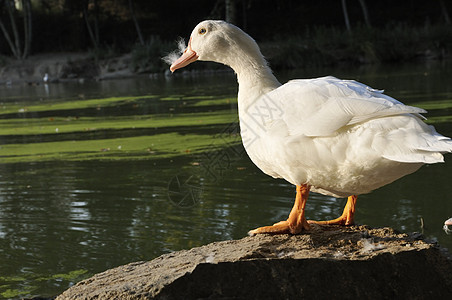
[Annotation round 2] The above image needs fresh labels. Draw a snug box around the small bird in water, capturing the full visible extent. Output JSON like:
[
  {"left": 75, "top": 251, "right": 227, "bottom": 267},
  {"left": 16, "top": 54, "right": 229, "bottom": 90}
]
[
  {"left": 169, "top": 20, "right": 452, "bottom": 235},
  {"left": 444, "top": 218, "right": 452, "bottom": 234}
]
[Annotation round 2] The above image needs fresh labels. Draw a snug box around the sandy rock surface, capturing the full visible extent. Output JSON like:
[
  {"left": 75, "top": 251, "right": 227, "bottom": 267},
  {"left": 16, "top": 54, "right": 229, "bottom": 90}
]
[{"left": 57, "top": 225, "right": 452, "bottom": 299}]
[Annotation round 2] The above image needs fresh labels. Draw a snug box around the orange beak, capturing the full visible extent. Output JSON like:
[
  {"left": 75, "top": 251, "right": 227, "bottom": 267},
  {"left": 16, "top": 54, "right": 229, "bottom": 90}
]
[{"left": 170, "top": 38, "right": 199, "bottom": 73}]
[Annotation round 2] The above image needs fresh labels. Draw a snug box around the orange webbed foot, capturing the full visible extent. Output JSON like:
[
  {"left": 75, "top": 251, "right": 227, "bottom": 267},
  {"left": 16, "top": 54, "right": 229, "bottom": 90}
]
[
  {"left": 248, "top": 218, "right": 310, "bottom": 236},
  {"left": 308, "top": 195, "right": 357, "bottom": 226},
  {"left": 248, "top": 185, "right": 311, "bottom": 236}
]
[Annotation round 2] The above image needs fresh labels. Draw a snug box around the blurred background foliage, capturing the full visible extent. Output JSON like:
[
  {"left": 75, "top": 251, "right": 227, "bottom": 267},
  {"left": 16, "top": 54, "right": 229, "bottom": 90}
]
[{"left": 0, "top": 0, "right": 451, "bottom": 70}]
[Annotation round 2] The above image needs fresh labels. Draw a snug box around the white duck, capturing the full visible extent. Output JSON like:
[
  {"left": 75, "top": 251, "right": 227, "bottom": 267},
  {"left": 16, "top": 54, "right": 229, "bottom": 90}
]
[{"left": 170, "top": 20, "right": 452, "bottom": 235}]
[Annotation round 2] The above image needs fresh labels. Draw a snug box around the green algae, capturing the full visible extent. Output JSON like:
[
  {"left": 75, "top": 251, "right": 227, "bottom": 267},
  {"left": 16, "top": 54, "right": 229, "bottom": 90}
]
[
  {"left": 193, "top": 97, "right": 237, "bottom": 106},
  {"left": 3, "top": 91, "right": 449, "bottom": 164},
  {"left": 158, "top": 95, "right": 237, "bottom": 107},
  {"left": 412, "top": 98, "right": 452, "bottom": 110},
  {"left": 0, "top": 269, "right": 89, "bottom": 299},
  {"left": 0, "top": 92, "right": 242, "bottom": 163},
  {"left": 425, "top": 115, "right": 452, "bottom": 124},
  {"left": 159, "top": 95, "right": 185, "bottom": 101},
  {"left": 1, "top": 286, "right": 36, "bottom": 299},
  {"left": 0, "top": 110, "right": 237, "bottom": 136},
  {"left": 0, "top": 95, "right": 159, "bottom": 115},
  {"left": 0, "top": 132, "right": 240, "bottom": 163}
]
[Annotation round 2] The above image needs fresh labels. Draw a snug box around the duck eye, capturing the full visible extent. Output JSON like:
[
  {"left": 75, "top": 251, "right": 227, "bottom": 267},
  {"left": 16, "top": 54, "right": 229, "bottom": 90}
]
[{"left": 198, "top": 28, "right": 207, "bottom": 35}]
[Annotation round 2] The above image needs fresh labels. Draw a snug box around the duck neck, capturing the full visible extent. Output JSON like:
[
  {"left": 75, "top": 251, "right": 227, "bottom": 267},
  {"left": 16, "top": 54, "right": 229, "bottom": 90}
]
[{"left": 230, "top": 55, "right": 281, "bottom": 112}]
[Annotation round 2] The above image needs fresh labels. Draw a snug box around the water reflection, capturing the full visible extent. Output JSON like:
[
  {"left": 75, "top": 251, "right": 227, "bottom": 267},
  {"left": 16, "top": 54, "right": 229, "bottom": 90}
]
[{"left": 0, "top": 62, "right": 452, "bottom": 298}]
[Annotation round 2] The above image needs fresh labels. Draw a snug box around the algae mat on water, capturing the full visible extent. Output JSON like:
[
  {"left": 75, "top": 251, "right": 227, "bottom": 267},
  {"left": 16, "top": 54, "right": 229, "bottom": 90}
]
[
  {"left": 0, "top": 95, "right": 158, "bottom": 115},
  {"left": 0, "top": 95, "right": 241, "bottom": 163},
  {"left": 0, "top": 269, "right": 89, "bottom": 299},
  {"left": 0, "top": 132, "right": 240, "bottom": 163},
  {"left": 0, "top": 111, "right": 237, "bottom": 136},
  {"left": 2, "top": 94, "right": 450, "bottom": 164}
]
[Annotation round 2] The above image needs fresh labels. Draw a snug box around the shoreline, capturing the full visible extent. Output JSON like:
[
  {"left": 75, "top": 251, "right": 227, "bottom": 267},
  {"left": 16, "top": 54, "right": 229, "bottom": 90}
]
[
  {"left": 0, "top": 45, "right": 449, "bottom": 85},
  {"left": 56, "top": 225, "right": 452, "bottom": 299}
]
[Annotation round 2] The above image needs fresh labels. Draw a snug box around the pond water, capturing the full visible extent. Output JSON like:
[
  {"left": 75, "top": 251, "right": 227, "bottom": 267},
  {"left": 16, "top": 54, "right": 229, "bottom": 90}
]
[{"left": 1, "top": 62, "right": 452, "bottom": 299}]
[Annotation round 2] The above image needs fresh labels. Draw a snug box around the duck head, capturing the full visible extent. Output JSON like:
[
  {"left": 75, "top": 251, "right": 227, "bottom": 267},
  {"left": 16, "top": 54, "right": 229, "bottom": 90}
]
[{"left": 170, "top": 20, "right": 263, "bottom": 73}]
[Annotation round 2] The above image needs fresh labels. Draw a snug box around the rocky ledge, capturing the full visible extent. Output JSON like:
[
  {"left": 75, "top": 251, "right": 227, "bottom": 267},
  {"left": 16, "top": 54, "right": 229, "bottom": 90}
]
[
  {"left": 57, "top": 225, "right": 452, "bottom": 299},
  {"left": 0, "top": 53, "right": 138, "bottom": 83}
]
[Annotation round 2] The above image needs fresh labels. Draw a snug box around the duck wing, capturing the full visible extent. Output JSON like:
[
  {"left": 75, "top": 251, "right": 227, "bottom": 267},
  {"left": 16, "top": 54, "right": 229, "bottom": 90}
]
[
  {"left": 252, "top": 76, "right": 451, "bottom": 164},
  {"left": 268, "top": 76, "right": 426, "bottom": 137}
]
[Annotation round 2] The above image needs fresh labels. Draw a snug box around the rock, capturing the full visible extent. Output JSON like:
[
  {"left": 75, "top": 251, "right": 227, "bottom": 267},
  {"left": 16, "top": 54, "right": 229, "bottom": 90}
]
[
  {"left": 0, "top": 53, "right": 93, "bottom": 83},
  {"left": 0, "top": 53, "right": 142, "bottom": 84},
  {"left": 98, "top": 54, "right": 135, "bottom": 79},
  {"left": 57, "top": 225, "right": 452, "bottom": 299}
]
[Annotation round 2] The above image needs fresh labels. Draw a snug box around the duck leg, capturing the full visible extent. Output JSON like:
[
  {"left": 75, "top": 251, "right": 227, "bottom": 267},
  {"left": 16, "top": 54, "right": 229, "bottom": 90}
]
[
  {"left": 248, "top": 184, "right": 311, "bottom": 235},
  {"left": 308, "top": 195, "right": 357, "bottom": 226}
]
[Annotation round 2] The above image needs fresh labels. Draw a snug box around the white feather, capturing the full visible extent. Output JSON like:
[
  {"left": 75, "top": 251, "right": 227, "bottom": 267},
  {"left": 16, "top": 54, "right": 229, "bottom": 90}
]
[
  {"left": 162, "top": 37, "right": 187, "bottom": 65},
  {"left": 179, "top": 20, "right": 452, "bottom": 198}
]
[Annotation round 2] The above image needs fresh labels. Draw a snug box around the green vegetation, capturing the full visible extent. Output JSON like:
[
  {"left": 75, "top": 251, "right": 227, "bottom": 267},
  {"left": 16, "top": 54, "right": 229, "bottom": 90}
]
[
  {"left": 194, "top": 97, "right": 237, "bottom": 107},
  {"left": 0, "top": 270, "right": 88, "bottom": 299},
  {"left": 130, "top": 37, "right": 176, "bottom": 73},
  {"left": 262, "top": 24, "right": 452, "bottom": 69},
  {"left": 1, "top": 91, "right": 451, "bottom": 164},
  {"left": 1, "top": 286, "right": 36, "bottom": 299},
  {"left": 427, "top": 115, "right": 452, "bottom": 124},
  {"left": 411, "top": 98, "right": 452, "bottom": 124},
  {"left": 0, "top": 94, "right": 239, "bottom": 163},
  {"left": 1, "top": 1, "right": 451, "bottom": 72},
  {"left": 0, "top": 95, "right": 158, "bottom": 115},
  {"left": 0, "top": 111, "right": 235, "bottom": 136},
  {"left": 412, "top": 98, "right": 452, "bottom": 110},
  {"left": 0, "top": 132, "right": 238, "bottom": 163}
]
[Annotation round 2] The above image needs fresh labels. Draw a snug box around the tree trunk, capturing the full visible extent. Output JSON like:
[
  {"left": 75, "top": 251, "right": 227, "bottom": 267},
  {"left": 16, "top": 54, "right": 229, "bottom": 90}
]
[
  {"left": 358, "top": 0, "right": 371, "bottom": 28},
  {"left": 129, "top": 0, "right": 144, "bottom": 45},
  {"left": 241, "top": 0, "right": 248, "bottom": 30},
  {"left": 0, "top": 0, "right": 33, "bottom": 59},
  {"left": 93, "top": 0, "right": 99, "bottom": 45},
  {"left": 83, "top": 2, "right": 99, "bottom": 50},
  {"left": 0, "top": 17, "right": 18, "bottom": 58},
  {"left": 209, "top": 0, "right": 223, "bottom": 19},
  {"left": 0, "top": 0, "right": 18, "bottom": 58},
  {"left": 6, "top": 0, "right": 22, "bottom": 58},
  {"left": 341, "top": 0, "right": 351, "bottom": 32},
  {"left": 439, "top": 0, "right": 451, "bottom": 25},
  {"left": 225, "top": 0, "right": 237, "bottom": 24},
  {"left": 22, "top": 0, "right": 33, "bottom": 59}
]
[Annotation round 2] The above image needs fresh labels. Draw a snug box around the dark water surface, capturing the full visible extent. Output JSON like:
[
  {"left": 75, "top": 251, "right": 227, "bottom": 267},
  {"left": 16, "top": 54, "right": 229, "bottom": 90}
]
[{"left": 1, "top": 62, "right": 452, "bottom": 298}]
